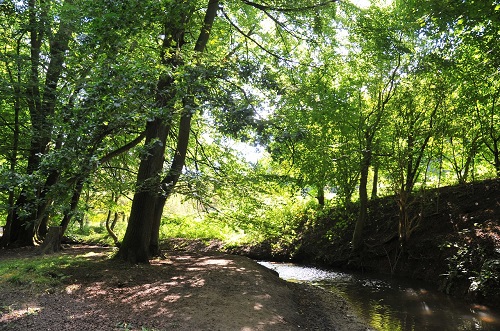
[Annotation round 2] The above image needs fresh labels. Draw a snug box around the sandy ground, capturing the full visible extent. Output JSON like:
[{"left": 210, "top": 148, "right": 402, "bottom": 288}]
[{"left": 0, "top": 246, "right": 372, "bottom": 331}]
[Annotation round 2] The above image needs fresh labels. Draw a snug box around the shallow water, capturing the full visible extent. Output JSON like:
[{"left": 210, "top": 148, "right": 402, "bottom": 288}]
[{"left": 258, "top": 261, "right": 500, "bottom": 331}]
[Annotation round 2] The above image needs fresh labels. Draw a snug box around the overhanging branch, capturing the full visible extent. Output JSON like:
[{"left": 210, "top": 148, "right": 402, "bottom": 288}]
[{"left": 241, "top": 0, "right": 337, "bottom": 13}]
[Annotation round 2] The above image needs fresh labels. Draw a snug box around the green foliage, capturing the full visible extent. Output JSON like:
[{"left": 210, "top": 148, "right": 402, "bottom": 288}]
[
  {"left": 440, "top": 232, "right": 489, "bottom": 295},
  {"left": 159, "top": 214, "right": 231, "bottom": 241},
  {"left": 1, "top": 0, "right": 499, "bottom": 260}
]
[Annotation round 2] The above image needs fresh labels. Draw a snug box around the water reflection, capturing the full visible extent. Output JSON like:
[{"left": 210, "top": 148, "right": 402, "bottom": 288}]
[{"left": 258, "top": 262, "right": 500, "bottom": 331}]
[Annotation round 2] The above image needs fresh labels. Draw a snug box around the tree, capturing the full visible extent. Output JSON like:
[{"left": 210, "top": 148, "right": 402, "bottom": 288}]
[
  {"left": 117, "top": 0, "right": 219, "bottom": 263},
  {"left": 1, "top": 0, "right": 155, "bottom": 248},
  {"left": 5, "top": 0, "right": 77, "bottom": 246},
  {"left": 343, "top": 5, "right": 405, "bottom": 254},
  {"left": 117, "top": 0, "right": 341, "bottom": 262}
]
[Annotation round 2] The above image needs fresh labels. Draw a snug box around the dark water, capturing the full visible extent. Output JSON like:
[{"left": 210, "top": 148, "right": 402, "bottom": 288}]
[{"left": 258, "top": 261, "right": 500, "bottom": 331}]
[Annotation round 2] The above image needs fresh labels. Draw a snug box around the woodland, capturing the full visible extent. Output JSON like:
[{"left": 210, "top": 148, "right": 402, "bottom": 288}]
[{"left": 0, "top": 0, "right": 499, "bottom": 301}]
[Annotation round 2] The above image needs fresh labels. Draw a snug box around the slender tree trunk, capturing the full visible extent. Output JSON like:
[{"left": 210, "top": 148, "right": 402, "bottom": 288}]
[
  {"left": 494, "top": 140, "right": 500, "bottom": 178},
  {"left": 351, "top": 147, "right": 371, "bottom": 253},
  {"left": 60, "top": 177, "right": 85, "bottom": 235},
  {"left": 371, "top": 162, "right": 378, "bottom": 199},
  {"left": 316, "top": 183, "right": 325, "bottom": 206}
]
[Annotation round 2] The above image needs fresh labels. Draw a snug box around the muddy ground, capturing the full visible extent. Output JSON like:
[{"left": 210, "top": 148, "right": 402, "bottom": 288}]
[{"left": 0, "top": 245, "right": 372, "bottom": 331}]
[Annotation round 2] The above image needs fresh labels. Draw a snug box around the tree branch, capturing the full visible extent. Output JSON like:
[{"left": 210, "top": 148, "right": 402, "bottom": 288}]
[
  {"left": 221, "top": 9, "right": 294, "bottom": 64},
  {"left": 241, "top": 0, "right": 337, "bottom": 13},
  {"left": 99, "top": 131, "right": 146, "bottom": 164}
]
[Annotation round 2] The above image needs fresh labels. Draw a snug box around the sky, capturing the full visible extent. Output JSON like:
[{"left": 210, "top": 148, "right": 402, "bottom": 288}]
[
  {"left": 350, "top": 0, "right": 371, "bottom": 8},
  {"left": 349, "top": 0, "right": 393, "bottom": 8}
]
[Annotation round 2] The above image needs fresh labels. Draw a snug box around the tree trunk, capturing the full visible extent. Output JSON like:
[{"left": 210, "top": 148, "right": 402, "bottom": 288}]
[
  {"left": 351, "top": 148, "right": 371, "bottom": 254},
  {"left": 150, "top": 112, "right": 193, "bottom": 255},
  {"left": 111, "top": 212, "right": 120, "bottom": 230},
  {"left": 106, "top": 213, "right": 121, "bottom": 247},
  {"left": 36, "top": 226, "right": 62, "bottom": 255},
  {"left": 60, "top": 177, "right": 85, "bottom": 235},
  {"left": 149, "top": 195, "right": 167, "bottom": 257},
  {"left": 494, "top": 140, "right": 500, "bottom": 178},
  {"left": 316, "top": 184, "right": 325, "bottom": 206},
  {"left": 371, "top": 162, "right": 379, "bottom": 199},
  {"left": 116, "top": 119, "right": 169, "bottom": 263},
  {"left": 117, "top": 0, "right": 219, "bottom": 263}
]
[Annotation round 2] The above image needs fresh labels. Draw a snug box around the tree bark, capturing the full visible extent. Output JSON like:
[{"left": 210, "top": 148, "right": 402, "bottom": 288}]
[
  {"left": 117, "top": 0, "right": 219, "bottom": 263},
  {"left": 316, "top": 184, "right": 325, "bottom": 206},
  {"left": 36, "top": 226, "right": 62, "bottom": 255},
  {"left": 351, "top": 147, "right": 371, "bottom": 253},
  {"left": 116, "top": 119, "right": 169, "bottom": 263},
  {"left": 150, "top": 112, "right": 193, "bottom": 256},
  {"left": 371, "top": 162, "right": 378, "bottom": 199}
]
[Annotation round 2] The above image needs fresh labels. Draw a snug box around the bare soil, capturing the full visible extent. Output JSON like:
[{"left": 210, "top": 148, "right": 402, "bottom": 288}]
[{"left": 0, "top": 245, "right": 372, "bottom": 331}]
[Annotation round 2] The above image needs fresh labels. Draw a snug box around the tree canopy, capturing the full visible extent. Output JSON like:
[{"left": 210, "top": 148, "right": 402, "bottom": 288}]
[{"left": 1, "top": 0, "right": 499, "bottom": 261}]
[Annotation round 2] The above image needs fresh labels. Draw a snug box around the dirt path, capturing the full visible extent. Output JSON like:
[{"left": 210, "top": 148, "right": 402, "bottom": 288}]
[{"left": 0, "top": 246, "right": 372, "bottom": 331}]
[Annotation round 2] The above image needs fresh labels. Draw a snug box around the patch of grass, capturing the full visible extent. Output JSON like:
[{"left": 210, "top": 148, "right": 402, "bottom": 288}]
[{"left": 0, "top": 254, "right": 95, "bottom": 288}]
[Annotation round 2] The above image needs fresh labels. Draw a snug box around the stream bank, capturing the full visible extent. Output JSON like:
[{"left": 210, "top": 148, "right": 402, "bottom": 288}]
[
  {"left": 239, "top": 179, "right": 500, "bottom": 309},
  {"left": 259, "top": 261, "right": 500, "bottom": 331},
  {"left": 163, "top": 179, "right": 500, "bottom": 309}
]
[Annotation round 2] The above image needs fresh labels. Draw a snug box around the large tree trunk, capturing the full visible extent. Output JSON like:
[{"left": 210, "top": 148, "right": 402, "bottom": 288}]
[
  {"left": 36, "top": 226, "right": 62, "bottom": 255},
  {"left": 8, "top": 169, "right": 61, "bottom": 247},
  {"left": 117, "top": 0, "right": 219, "bottom": 263},
  {"left": 116, "top": 119, "right": 169, "bottom": 263},
  {"left": 149, "top": 112, "right": 193, "bottom": 256}
]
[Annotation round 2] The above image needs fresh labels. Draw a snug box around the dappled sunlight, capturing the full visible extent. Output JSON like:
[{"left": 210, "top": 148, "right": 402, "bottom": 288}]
[
  {"left": 254, "top": 302, "right": 264, "bottom": 310},
  {"left": 65, "top": 284, "right": 81, "bottom": 294},
  {"left": 0, "top": 247, "right": 304, "bottom": 330},
  {"left": 0, "top": 305, "right": 42, "bottom": 324},
  {"left": 35, "top": 252, "right": 296, "bottom": 330},
  {"left": 162, "top": 293, "right": 182, "bottom": 303}
]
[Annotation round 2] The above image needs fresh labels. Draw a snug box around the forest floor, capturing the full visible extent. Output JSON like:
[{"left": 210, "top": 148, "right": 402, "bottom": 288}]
[{"left": 0, "top": 245, "right": 372, "bottom": 331}]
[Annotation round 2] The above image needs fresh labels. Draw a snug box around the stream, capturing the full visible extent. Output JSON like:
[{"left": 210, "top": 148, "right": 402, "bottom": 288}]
[{"left": 258, "top": 261, "right": 500, "bottom": 331}]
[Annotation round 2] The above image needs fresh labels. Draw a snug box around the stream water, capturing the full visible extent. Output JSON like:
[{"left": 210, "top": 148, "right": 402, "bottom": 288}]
[{"left": 258, "top": 261, "right": 500, "bottom": 331}]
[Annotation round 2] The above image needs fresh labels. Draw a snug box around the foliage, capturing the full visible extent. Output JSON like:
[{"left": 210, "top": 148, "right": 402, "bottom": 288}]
[{"left": 0, "top": 0, "right": 499, "bottom": 267}]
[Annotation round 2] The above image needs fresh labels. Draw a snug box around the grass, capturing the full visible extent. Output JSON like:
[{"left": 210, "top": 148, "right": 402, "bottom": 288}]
[{"left": 0, "top": 252, "right": 105, "bottom": 289}]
